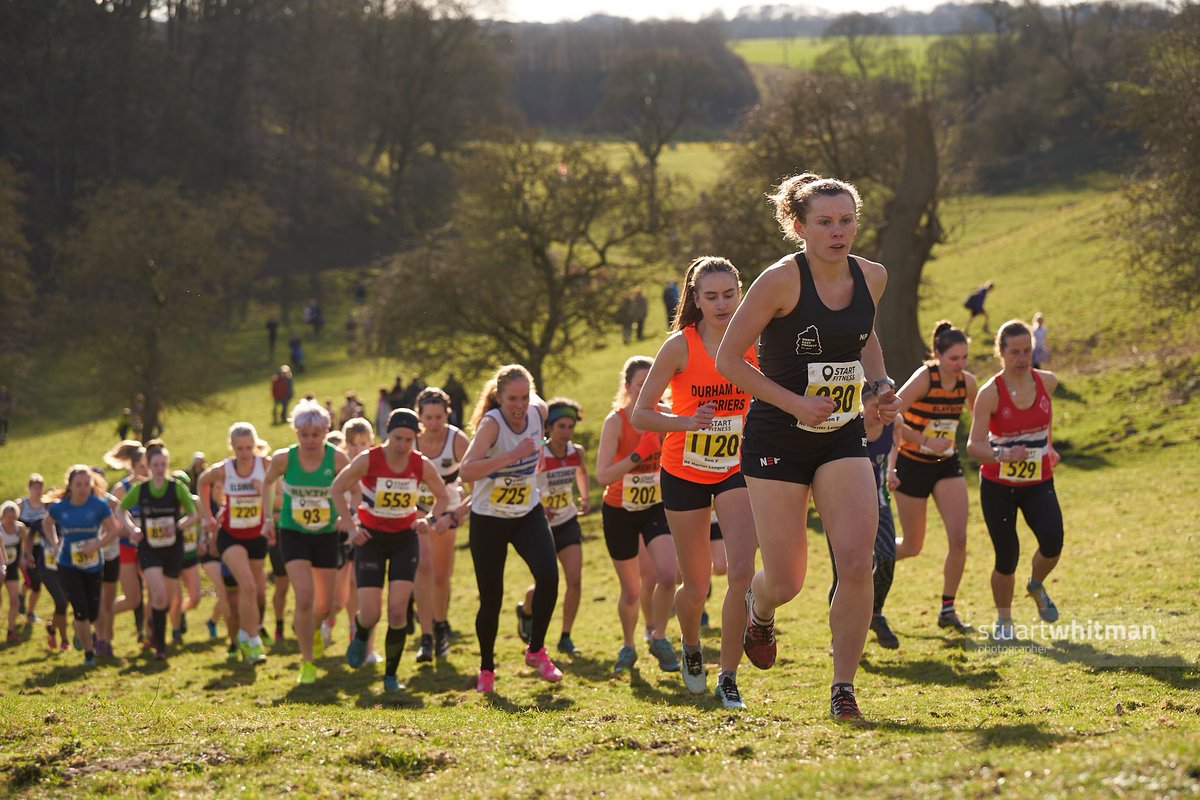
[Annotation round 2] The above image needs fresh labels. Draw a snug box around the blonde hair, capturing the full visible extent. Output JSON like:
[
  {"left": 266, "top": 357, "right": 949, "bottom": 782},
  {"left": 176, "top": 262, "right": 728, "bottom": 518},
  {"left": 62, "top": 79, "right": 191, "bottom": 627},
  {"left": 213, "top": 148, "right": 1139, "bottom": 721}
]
[
  {"left": 290, "top": 398, "right": 331, "bottom": 430},
  {"left": 469, "top": 365, "right": 536, "bottom": 434},
  {"left": 0, "top": 500, "right": 18, "bottom": 517},
  {"left": 342, "top": 417, "right": 374, "bottom": 441},
  {"left": 104, "top": 440, "right": 145, "bottom": 470},
  {"left": 612, "top": 356, "right": 653, "bottom": 410},
  {"left": 769, "top": 172, "right": 862, "bottom": 246}
]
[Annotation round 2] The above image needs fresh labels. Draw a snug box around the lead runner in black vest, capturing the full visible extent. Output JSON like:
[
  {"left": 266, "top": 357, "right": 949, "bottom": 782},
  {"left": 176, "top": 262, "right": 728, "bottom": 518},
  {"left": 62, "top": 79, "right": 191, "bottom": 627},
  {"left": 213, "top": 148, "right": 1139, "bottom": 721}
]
[{"left": 715, "top": 172, "right": 901, "bottom": 721}]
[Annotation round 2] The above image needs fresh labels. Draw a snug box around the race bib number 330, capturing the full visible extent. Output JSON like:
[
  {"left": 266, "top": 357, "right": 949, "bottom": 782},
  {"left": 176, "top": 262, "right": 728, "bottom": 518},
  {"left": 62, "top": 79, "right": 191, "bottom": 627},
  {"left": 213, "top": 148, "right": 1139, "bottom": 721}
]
[{"left": 800, "top": 361, "right": 864, "bottom": 433}]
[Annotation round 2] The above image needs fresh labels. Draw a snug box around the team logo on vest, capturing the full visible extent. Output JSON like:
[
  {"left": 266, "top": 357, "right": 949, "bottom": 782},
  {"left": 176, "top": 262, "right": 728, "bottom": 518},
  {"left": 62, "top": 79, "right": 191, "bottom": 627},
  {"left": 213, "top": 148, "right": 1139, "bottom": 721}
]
[
  {"left": 441, "top": 458, "right": 452, "bottom": 468},
  {"left": 795, "top": 325, "right": 822, "bottom": 356}
]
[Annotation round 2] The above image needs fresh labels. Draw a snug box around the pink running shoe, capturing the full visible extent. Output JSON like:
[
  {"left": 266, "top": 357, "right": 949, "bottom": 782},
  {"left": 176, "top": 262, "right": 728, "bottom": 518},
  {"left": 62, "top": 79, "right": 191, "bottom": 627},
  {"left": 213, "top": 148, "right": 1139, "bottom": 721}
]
[
  {"left": 476, "top": 669, "right": 495, "bottom": 693},
  {"left": 524, "top": 647, "right": 563, "bottom": 682}
]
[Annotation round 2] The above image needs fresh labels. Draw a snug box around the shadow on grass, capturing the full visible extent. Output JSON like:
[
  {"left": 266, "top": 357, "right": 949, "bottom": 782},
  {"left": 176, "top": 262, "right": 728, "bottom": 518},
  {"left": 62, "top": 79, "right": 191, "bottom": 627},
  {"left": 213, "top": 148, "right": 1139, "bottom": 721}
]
[
  {"left": 869, "top": 718, "right": 1071, "bottom": 748},
  {"left": 404, "top": 658, "right": 471, "bottom": 694},
  {"left": 859, "top": 656, "right": 1003, "bottom": 689},
  {"left": 201, "top": 659, "right": 260, "bottom": 690},
  {"left": 482, "top": 688, "right": 574, "bottom": 713},
  {"left": 628, "top": 665, "right": 714, "bottom": 710},
  {"left": 21, "top": 662, "right": 95, "bottom": 689},
  {"left": 1035, "top": 640, "right": 1200, "bottom": 690},
  {"left": 1052, "top": 437, "right": 1112, "bottom": 471}
]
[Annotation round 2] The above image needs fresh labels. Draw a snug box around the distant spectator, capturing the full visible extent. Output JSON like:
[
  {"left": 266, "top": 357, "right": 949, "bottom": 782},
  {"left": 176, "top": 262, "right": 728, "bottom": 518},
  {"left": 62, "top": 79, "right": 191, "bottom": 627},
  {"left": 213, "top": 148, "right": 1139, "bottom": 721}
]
[
  {"left": 375, "top": 387, "right": 391, "bottom": 437},
  {"left": 345, "top": 312, "right": 358, "bottom": 343},
  {"left": 288, "top": 336, "right": 305, "bottom": 373},
  {"left": 632, "top": 288, "right": 648, "bottom": 340},
  {"left": 338, "top": 391, "right": 364, "bottom": 429},
  {"left": 130, "top": 393, "right": 146, "bottom": 440},
  {"left": 117, "top": 407, "right": 133, "bottom": 440},
  {"left": 323, "top": 397, "right": 336, "bottom": 429},
  {"left": 1032, "top": 312, "right": 1050, "bottom": 369},
  {"left": 963, "top": 280, "right": 995, "bottom": 335},
  {"left": 401, "top": 376, "right": 425, "bottom": 410},
  {"left": 663, "top": 281, "right": 680, "bottom": 330},
  {"left": 0, "top": 385, "right": 10, "bottom": 445},
  {"left": 266, "top": 317, "right": 279, "bottom": 359},
  {"left": 271, "top": 366, "right": 293, "bottom": 424},
  {"left": 617, "top": 293, "right": 636, "bottom": 345},
  {"left": 388, "top": 375, "right": 406, "bottom": 410},
  {"left": 442, "top": 372, "right": 469, "bottom": 428},
  {"left": 354, "top": 281, "right": 367, "bottom": 305}
]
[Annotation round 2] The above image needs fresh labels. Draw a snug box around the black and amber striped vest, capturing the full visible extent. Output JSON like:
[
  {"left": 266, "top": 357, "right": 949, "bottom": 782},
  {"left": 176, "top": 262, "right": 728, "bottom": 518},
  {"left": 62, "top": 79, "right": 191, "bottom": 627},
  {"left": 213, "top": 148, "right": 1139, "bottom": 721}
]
[{"left": 899, "top": 365, "right": 968, "bottom": 463}]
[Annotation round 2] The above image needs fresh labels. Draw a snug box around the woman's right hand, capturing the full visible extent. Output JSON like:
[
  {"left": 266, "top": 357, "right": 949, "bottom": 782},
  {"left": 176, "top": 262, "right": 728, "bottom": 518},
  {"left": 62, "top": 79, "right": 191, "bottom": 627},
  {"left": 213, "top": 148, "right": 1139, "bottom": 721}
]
[
  {"left": 509, "top": 437, "right": 538, "bottom": 462},
  {"left": 788, "top": 394, "right": 836, "bottom": 429}
]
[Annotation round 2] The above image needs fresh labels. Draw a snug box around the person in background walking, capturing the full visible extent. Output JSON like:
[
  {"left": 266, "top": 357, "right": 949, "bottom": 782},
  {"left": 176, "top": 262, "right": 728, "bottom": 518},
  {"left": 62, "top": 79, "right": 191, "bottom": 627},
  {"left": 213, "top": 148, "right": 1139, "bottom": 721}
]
[
  {"left": 662, "top": 282, "right": 680, "bottom": 332},
  {"left": 271, "top": 367, "right": 292, "bottom": 425},
  {"left": 632, "top": 289, "right": 648, "bottom": 341},
  {"left": 289, "top": 337, "right": 305, "bottom": 374},
  {"left": 266, "top": 318, "right": 279, "bottom": 359},
  {"left": 963, "top": 280, "right": 995, "bottom": 335},
  {"left": 1032, "top": 312, "right": 1050, "bottom": 369}
]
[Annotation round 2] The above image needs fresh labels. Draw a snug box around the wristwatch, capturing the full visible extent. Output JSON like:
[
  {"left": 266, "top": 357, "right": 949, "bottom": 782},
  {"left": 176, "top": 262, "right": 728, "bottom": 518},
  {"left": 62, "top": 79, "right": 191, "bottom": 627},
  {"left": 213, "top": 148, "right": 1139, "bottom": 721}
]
[
  {"left": 629, "top": 452, "right": 642, "bottom": 464},
  {"left": 871, "top": 377, "right": 896, "bottom": 396}
]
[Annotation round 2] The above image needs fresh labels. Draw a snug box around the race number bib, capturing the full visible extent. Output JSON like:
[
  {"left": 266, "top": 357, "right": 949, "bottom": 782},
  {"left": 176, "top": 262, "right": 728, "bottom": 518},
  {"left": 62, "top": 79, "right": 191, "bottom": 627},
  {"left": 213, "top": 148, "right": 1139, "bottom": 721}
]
[
  {"left": 682, "top": 416, "right": 743, "bottom": 472},
  {"left": 145, "top": 517, "right": 177, "bottom": 548},
  {"left": 490, "top": 475, "right": 533, "bottom": 511},
  {"left": 294, "top": 496, "right": 331, "bottom": 531},
  {"left": 70, "top": 541, "right": 100, "bottom": 570},
  {"left": 920, "top": 419, "right": 959, "bottom": 456},
  {"left": 416, "top": 484, "right": 436, "bottom": 510},
  {"left": 1001, "top": 447, "right": 1043, "bottom": 483},
  {"left": 373, "top": 477, "right": 417, "bottom": 519},
  {"left": 621, "top": 471, "right": 660, "bottom": 511},
  {"left": 44, "top": 544, "right": 58, "bottom": 571},
  {"left": 228, "top": 495, "right": 263, "bottom": 529},
  {"left": 800, "top": 361, "right": 864, "bottom": 433},
  {"left": 3, "top": 545, "right": 16, "bottom": 564},
  {"left": 183, "top": 525, "right": 200, "bottom": 555}
]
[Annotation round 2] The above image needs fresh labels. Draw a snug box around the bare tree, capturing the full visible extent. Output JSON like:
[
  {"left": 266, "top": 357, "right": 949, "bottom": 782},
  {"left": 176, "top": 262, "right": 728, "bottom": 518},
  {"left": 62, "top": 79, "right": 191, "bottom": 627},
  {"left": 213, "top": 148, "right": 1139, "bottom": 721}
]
[{"left": 365, "top": 137, "right": 657, "bottom": 390}]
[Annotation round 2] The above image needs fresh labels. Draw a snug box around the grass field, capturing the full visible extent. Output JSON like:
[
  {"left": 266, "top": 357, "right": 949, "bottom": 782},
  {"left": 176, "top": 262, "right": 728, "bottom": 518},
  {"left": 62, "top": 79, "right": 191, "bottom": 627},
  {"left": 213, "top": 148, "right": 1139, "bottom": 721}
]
[
  {"left": 730, "top": 35, "right": 946, "bottom": 71},
  {"left": 1, "top": 175, "right": 1199, "bottom": 797}
]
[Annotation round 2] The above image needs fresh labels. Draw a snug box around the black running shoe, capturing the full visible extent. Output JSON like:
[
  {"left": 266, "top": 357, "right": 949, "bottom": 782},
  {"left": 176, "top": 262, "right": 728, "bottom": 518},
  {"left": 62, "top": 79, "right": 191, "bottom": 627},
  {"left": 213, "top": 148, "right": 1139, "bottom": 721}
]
[
  {"left": 416, "top": 634, "right": 433, "bottom": 663},
  {"left": 870, "top": 614, "right": 900, "bottom": 649},
  {"left": 937, "top": 609, "right": 973, "bottom": 632},
  {"left": 831, "top": 684, "right": 863, "bottom": 720},
  {"left": 515, "top": 602, "right": 532, "bottom": 644}
]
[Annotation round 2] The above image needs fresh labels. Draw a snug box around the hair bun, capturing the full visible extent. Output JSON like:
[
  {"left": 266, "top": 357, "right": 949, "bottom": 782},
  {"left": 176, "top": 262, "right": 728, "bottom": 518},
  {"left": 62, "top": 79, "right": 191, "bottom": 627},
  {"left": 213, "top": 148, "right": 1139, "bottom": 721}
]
[{"left": 934, "top": 320, "right": 954, "bottom": 336}]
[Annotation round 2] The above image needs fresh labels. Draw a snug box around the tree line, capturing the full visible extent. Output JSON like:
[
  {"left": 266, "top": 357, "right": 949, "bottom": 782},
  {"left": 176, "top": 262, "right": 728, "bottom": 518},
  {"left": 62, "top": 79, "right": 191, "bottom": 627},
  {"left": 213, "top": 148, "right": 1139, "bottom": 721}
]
[{"left": 0, "top": 0, "right": 1196, "bottom": 435}]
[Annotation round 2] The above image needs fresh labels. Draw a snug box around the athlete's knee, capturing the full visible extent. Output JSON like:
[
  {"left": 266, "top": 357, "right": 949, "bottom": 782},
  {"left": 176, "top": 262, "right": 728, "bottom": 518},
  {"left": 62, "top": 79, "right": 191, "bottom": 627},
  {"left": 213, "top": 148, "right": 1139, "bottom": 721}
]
[
  {"left": 763, "top": 571, "right": 805, "bottom": 604},
  {"left": 677, "top": 577, "right": 709, "bottom": 606}
]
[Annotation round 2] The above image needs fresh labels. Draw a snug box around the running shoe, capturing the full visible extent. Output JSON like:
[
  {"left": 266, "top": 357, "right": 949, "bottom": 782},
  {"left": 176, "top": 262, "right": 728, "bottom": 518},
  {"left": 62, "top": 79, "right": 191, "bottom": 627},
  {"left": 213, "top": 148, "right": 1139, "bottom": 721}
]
[
  {"left": 312, "top": 629, "right": 325, "bottom": 658},
  {"left": 346, "top": 636, "right": 367, "bottom": 668},
  {"left": 46, "top": 625, "right": 56, "bottom": 651},
  {"left": 648, "top": 637, "right": 680, "bottom": 672},
  {"left": 259, "top": 625, "right": 274, "bottom": 646},
  {"left": 172, "top": 628, "right": 184, "bottom": 646},
  {"left": 681, "top": 641, "right": 707, "bottom": 695},
  {"left": 870, "top": 614, "right": 900, "bottom": 649},
  {"left": 1026, "top": 580, "right": 1059, "bottom": 622},
  {"left": 476, "top": 668, "right": 495, "bottom": 693},
  {"left": 416, "top": 634, "right": 434, "bottom": 663},
  {"left": 274, "top": 622, "right": 285, "bottom": 642},
  {"left": 525, "top": 647, "right": 563, "bottom": 682},
  {"left": 95, "top": 640, "right": 111, "bottom": 659},
  {"left": 742, "top": 589, "right": 776, "bottom": 670},
  {"left": 320, "top": 620, "right": 333, "bottom": 649},
  {"left": 991, "top": 617, "right": 1015, "bottom": 641},
  {"left": 239, "top": 639, "right": 252, "bottom": 663},
  {"left": 365, "top": 651, "right": 383, "bottom": 665},
  {"left": 154, "top": 647, "right": 168, "bottom": 661},
  {"left": 613, "top": 644, "right": 638, "bottom": 674},
  {"left": 248, "top": 642, "right": 267, "bottom": 664},
  {"left": 556, "top": 634, "right": 578, "bottom": 655},
  {"left": 226, "top": 643, "right": 240, "bottom": 662},
  {"left": 26, "top": 612, "right": 39, "bottom": 625},
  {"left": 383, "top": 675, "right": 401, "bottom": 692},
  {"left": 831, "top": 684, "right": 863, "bottom": 720},
  {"left": 60, "top": 637, "right": 70, "bottom": 653},
  {"left": 434, "top": 623, "right": 451, "bottom": 657},
  {"left": 715, "top": 673, "right": 747, "bottom": 710},
  {"left": 206, "top": 619, "right": 218, "bottom": 639},
  {"left": 6, "top": 629, "right": 18, "bottom": 644},
  {"left": 298, "top": 660, "right": 317, "bottom": 685},
  {"left": 83, "top": 652, "right": 96, "bottom": 668},
  {"left": 515, "top": 602, "right": 532, "bottom": 644},
  {"left": 938, "top": 608, "right": 973, "bottom": 631}
]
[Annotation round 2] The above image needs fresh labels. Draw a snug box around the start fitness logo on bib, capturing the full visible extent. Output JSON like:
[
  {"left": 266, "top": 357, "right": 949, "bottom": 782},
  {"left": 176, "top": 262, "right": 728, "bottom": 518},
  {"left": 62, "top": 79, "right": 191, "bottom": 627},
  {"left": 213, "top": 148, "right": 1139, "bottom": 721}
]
[{"left": 795, "top": 325, "right": 822, "bottom": 356}]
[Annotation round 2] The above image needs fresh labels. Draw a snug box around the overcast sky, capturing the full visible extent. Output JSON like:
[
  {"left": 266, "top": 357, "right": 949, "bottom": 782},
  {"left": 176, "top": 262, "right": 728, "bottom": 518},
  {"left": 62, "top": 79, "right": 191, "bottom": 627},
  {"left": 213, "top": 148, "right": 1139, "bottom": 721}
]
[{"left": 492, "top": 0, "right": 934, "bottom": 23}]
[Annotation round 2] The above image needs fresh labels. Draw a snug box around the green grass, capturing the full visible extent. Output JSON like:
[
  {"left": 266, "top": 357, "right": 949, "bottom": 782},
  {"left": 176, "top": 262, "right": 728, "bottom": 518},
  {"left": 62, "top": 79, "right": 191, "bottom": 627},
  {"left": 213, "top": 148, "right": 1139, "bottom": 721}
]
[
  {"left": 730, "top": 35, "right": 947, "bottom": 71},
  {"left": 2, "top": 176, "right": 1200, "bottom": 797}
]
